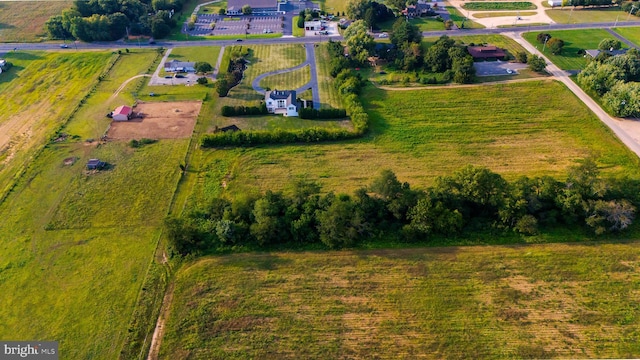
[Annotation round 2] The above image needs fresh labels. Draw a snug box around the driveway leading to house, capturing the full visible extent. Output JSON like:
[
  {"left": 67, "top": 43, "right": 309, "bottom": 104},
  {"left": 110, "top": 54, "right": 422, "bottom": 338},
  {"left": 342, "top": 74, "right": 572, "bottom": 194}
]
[
  {"left": 474, "top": 60, "right": 529, "bottom": 76},
  {"left": 252, "top": 43, "right": 321, "bottom": 109},
  {"left": 505, "top": 31, "right": 640, "bottom": 158}
]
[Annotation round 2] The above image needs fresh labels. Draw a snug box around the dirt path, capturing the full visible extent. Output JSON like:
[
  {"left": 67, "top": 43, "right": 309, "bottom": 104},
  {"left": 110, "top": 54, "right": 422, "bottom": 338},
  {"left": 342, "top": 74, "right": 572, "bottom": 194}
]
[
  {"left": 108, "top": 74, "right": 151, "bottom": 102},
  {"left": 146, "top": 280, "right": 174, "bottom": 360}
]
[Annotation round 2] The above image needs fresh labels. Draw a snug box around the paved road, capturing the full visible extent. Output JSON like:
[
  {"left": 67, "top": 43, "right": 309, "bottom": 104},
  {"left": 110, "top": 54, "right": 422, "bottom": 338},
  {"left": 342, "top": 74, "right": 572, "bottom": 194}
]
[
  {"left": 506, "top": 31, "right": 640, "bottom": 159},
  {"left": 605, "top": 28, "right": 640, "bottom": 49},
  {"left": 251, "top": 43, "right": 320, "bottom": 108}
]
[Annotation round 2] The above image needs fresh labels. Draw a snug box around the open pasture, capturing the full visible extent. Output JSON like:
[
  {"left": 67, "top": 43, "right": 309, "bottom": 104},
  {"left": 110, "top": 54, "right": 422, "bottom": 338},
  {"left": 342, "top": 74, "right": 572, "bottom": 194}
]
[
  {"left": 159, "top": 242, "right": 640, "bottom": 359},
  {"left": 523, "top": 29, "right": 627, "bottom": 70},
  {"left": 107, "top": 101, "right": 201, "bottom": 140},
  {"left": 0, "top": 1, "right": 73, "bottom": 42},
  {"left": 194, "top": 80, "right": 640, "bottom": 199}
]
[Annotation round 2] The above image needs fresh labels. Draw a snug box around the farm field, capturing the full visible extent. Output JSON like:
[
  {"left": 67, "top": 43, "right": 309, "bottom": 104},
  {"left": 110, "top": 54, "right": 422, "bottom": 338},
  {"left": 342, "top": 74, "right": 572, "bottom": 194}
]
[
  {"left": 168, "top": 46, "right": 222, "bottom": 65},
  {"left": 462, "top": 1, "right": 537, "bottom": 10},
  {"left": 615, "top": 26, "right": 640, "bottom": 46},
  {"left": 0, "top": 51, "right": 116, "bottom": 199},
  {"left": 159, "top": 242, "right": 640, "bottom": 359},
  {"left": 523, "top": 29, "right": 626, "bottom": 70},
  {"left": 546, "top": 6, "right": 633, "bottom": 23},
  {"left": 0, "top": 49, "right": 191, "bottom": 359},
  {"left": 190, "top": 80, "right": 640, "bottom": 202},
  {"left": 0, "top": 1, "right": 73, "bottom": 42}
]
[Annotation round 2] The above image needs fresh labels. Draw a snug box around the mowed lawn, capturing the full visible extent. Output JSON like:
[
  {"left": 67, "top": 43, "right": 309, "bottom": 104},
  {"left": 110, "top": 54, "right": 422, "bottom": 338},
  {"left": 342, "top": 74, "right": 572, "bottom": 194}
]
[
  {"left": 615, "top": 26, "right": 640, "bottom": 46},
  {"left": 523, "top": 29, "right": 626, "bottom": 70},
  {"left": 0, "top": 1, "right": 73, "bottom": 42},
  {"left": 546, "top": 6, "right": 633, "bottom": 24},
  {"left": 197, "top": 80, "right": 639, "bottom": 199},
  {"left": 160, "top": 242, "right": 640, "bottom": 359},
  {"left": 259, "top": 65, "right": 311, "bottom": 91}
]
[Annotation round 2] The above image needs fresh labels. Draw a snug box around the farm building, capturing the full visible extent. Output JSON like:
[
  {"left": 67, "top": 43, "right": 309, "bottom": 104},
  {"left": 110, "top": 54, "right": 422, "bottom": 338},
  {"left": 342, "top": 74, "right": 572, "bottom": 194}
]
[
  {"left": 112, "top": 105, "right": 133, "bottom": 121},
  {"left": 467, "top": 45, "right": 506, "bottom": 60},
  {"left": 86, "top": 159, "right": 105, "bottom": 170},
  {"left": 265, "top": 90, "right": 298, "bottom": 117},
  {"left": 164, "top": 60, "right": 196, "bottom": 73},
  {"left": 226, "top": 0, "right": 278, "bottom": 14}
]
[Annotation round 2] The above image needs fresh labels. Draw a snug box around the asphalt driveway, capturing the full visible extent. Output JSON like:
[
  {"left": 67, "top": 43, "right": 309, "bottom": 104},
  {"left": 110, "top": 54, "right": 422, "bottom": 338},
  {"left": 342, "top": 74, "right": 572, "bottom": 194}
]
[{"left": 474, "top": 60, "right": 528, "bottom": 76}]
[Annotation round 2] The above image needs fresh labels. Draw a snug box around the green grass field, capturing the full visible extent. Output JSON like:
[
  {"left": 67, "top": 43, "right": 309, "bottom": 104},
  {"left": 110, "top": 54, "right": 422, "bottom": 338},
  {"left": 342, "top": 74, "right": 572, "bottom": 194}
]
[
  {"left": 473, "top": 10, "right": 537, "bottom": 18},
  {"left": 197, "top": 0, "right": 227, "bottom": 14},
  {"left": 259, "top": 65, "right": 311, "bottom": 90},
  {"left": 462, "top": 2, "right": 537, "bottom": 10},
  {"left": 446, "top": 6, "right": 486, "bottom": 28},
  {"left": 315, "top": 44, "right": 344, "bottom": 109},
  {"left": 0, "top": 51, "right": 115, "bottom": 200},
  {"left": 191, "top": 80, "right": 640, "bottom": 199},
  {"left": 293, "top": 16, "right": 305, "bottom": 37},
  {"left": 523, "top": 29, "right": 627, "bottom": 70},
  {"left": 159, "top": 242, "right": 640, "bottom": 359},
  {"left": 452, "top": 34, "right": 528, "bottom": 55},
  {"left": 168, "top": 46, "right": 222, "bottom": 65},
  {"left": 0, "top": 49, "right": 191, "bottom": 359},
  {"left": 0, "top": 1, "right": 73, "bottom": 42},
  {"left": 615, "top": 26, "right": 640, "bottom": 46},
  {"left": 546, "top": 6, "right": 632, "bottom": 23}
]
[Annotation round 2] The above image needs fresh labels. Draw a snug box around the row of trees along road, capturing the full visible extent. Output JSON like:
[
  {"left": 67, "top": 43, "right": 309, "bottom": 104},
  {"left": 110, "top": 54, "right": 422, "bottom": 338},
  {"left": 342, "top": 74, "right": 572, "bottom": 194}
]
[
  {"left": 166, "top": 160, "right": 639, "bottom": 255},
  {"left": 45, "top": 0, "right": 184, "bottom": 41}
]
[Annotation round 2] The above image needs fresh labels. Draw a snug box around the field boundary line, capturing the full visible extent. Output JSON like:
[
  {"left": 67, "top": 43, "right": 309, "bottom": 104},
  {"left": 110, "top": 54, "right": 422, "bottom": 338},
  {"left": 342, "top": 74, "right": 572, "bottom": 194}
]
[{"left": 371, "top": 76, "right": 553, "bottom": 91}]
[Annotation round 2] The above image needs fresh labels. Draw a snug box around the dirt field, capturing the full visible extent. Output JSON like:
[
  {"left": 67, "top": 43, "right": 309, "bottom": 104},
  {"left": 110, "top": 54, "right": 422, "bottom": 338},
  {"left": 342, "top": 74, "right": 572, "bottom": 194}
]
[{"left": 107, "top": 101, "right": 201, "bottom": 140}]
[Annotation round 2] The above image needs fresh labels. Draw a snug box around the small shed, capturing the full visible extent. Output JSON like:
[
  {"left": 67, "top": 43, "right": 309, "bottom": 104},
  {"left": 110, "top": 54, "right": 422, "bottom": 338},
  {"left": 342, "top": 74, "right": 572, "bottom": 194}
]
[
  {"left": 86, "top": 159, "right": 105, "bottom": 170},
  {"left": 112, "top": 105, "right": 133, "bottom": 121},
  {"left": 218, "top": 125, "right": 241, "bottom": 132}
]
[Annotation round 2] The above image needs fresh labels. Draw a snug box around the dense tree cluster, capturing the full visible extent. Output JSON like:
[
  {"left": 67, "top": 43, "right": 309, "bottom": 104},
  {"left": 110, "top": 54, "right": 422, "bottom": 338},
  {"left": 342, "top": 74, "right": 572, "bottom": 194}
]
[
  {"left": 45, "top": 0, "right": 182, "bottom": 41},
  {"left": 166, "top": 161, "right": 638, "bottom": 255},
  {"left": 422, "top": 35, "right": 476, "bottom": 83},
  {"left": 527, "top": 54, "right": 547, "bottom": 72},
  {"left": 346, "top": 0, "right": 394, "bottom": 29},
  {"left": 577, "top": 48, "right": 640, "bottom": 117},
  {"left": 343, "top": 20, "right": 375, "bottom": 64},
  {"left": 216, "top": 53, "right": 248, "bottom": 97}
]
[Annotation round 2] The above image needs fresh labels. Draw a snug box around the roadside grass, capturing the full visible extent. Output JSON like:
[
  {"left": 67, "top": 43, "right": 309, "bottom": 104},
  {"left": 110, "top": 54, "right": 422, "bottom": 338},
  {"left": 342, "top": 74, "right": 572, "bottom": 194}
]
[
  {"left": 197, "top": 0, "right": 227, "bottom": 14},
  {"left": 614, "top": 26, "right": 640, "bottom": 46},
  {"left": 168, "top": 31, "right": 281, "bottom": 41},
  {"left": 315, "top": 43, "right": 343, "bottom": 109},
  {"left": 259, "top": 65, "right": 311, "bottom": 90},
  {"left": 193, "top": 80, "right": 640, "bottom": 197},
  {"left": 452, "top": 34, "right": 529, "bottom": 55},
  {"left": 313, "top": 0, "right": 348, "bottom": 15},
  {"left": 293, "top": 16, "right": 305, "bottom": 37},
  {"left": 546, "top": 6, "right": 633, "bottom": 23},
  {"left": 0, "top": 137, "right": 188, "bottom": 359},
  {"left": 0, "top": 51, "right": 115, "bottom": 198},
  {"left": 0, "top": 1, "right": 73, "bottom": 42},
  {"left": 522, "top": 29, "right": 627, "bottom": 70},
  {"left": 168, "top": 46, "right": 222, "bottom": 65},
  {"left": 378, "top": 16, "right": 445, "bottom": 31},
  {"left": 160, "top": 242, "right": 640, "bottom": 359},
  {"left": 462, "top": 2, "right": 537, "bottom": 10},
  {"left": 473, "top": 10, "right": 537, "bottom": 18},
  {"left": 498, "top": 22, "right": 549, "bottom": 27},
  {"left": 446, "top": 6, "right": 486, "bottom": 28}
]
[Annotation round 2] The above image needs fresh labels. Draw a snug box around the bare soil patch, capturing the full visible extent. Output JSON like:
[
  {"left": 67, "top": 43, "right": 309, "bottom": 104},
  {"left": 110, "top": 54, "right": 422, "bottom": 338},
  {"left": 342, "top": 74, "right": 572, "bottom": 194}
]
[{"left": 107, "top": 101, "right": 201, "bottom": 140}]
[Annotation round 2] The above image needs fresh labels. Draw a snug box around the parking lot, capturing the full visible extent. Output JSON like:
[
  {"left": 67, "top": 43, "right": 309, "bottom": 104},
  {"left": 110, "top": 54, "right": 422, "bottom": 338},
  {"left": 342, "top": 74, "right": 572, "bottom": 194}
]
[
  {"left": 186, "top": 15, "right": 283, "bottom": 36},
  {"left": 474, "top": 60, "right": 529, "bottom": 76}
]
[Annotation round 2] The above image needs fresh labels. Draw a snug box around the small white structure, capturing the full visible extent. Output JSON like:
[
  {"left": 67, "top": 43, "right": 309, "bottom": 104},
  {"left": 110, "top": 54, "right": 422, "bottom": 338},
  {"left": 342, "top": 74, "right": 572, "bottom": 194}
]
[
  {"left": 112, "top": 105, "right": 133, "bottom": 121},
  {"left": 164, "top": 60, "right": 196, "bottom": 72},
  {"left": 547, "top": 0, "right": 562, "bottom": 6},
  {"left": 304, "top": 20, "right": 323, "bottom": 31},
  {"left": 265, "top": 90, "right": 298, "bottom": 117}
]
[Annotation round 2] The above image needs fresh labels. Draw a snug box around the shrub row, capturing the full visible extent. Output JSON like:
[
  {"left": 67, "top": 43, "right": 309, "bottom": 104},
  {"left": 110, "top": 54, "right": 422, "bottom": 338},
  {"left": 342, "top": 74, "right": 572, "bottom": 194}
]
[
  {"left": 201, "top": 128, "right": 358, "bottom": 147},
  {"left": 221, "top": 104, "right": 268, "bottom": 116},
  {"left": 299, "top": 108, "right": 347, "bottom": 119}
]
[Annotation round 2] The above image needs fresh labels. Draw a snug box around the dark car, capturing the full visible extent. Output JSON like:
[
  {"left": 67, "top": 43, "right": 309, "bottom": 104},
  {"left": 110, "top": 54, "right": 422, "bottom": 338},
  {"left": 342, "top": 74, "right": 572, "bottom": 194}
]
[{"left": 236, "top": 39, "right": 243, "bottom": 42}]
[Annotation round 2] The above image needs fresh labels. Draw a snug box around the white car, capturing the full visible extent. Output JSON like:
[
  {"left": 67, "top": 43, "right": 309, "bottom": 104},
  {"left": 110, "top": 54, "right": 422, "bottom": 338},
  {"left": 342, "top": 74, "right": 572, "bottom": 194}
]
[
  {"left": 506, "top": 69, "right": 514, "bottom": 74},
  {"left": 378, "top": 32, "right": 389, "bottom": 38}
]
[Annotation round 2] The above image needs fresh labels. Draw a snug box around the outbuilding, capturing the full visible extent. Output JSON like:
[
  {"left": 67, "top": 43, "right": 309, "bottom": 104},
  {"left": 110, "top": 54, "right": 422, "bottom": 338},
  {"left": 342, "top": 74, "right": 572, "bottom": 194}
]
[{"left": 112, "top": 105, "right": 133, "bottom": 121}]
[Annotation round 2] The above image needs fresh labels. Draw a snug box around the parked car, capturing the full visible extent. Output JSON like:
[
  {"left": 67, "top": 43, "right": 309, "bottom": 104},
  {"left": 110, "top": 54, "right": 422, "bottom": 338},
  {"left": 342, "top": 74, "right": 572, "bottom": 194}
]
[
  {"left": 236, "top": 39, "right": 243, "bottom": 42},
  {"left": 174, "top": 74, "right": 185, "bottom": 78},
  {"left": 378, "top": 32, "right": 389, "bottom": 38},
  {"left": 60, "top": 44, "right": 69, "bottom": 48},
  {"left": 506, "top": 69, "right": 514, "bottom": 74}
]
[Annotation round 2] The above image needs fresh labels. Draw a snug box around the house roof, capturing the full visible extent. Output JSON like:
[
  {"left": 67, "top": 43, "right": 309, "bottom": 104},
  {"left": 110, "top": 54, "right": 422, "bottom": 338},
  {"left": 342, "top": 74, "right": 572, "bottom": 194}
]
[
  {"left": 585, "top": 48, "right": 629, "bottom": 58},
  {"left": 165, "top": 60, "right": 195, "bottom": 68},
  {"left": 114, "top": 105, "right": 132, "bottom": 116},
  {"left": 467, "top": 45, "right": 506, "bottom": 58},
  {"left": 267, "top": 89, "right": 296, "bottom": 101},
  {"left": 227, "top": 0, "right": 276, "bottom": 10}
]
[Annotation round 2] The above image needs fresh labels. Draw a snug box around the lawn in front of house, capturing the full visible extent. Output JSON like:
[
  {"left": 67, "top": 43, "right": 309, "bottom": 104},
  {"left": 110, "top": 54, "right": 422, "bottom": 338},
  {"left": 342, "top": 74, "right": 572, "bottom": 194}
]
[{"left": 614, "top": 26, "right": 640, "bottom": 46}]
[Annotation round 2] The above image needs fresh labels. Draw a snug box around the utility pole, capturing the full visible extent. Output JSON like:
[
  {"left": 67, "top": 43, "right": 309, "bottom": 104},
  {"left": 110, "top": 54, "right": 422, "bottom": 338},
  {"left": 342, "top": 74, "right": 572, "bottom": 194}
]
[
  {"left": 627, "top": 5, "right": 636, "bottom": 21},
  {"left": 542, "top": 35, "right": 549, "bottom": 52}
]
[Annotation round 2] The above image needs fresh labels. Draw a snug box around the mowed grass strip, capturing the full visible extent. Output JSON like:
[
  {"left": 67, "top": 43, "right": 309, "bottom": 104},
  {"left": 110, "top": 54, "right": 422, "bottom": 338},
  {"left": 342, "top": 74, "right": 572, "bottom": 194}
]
[
  {"left": 315, "top": 44, "right": 343, "bottom": 109},
  {"left": 446, "top": 6, "right": 486, "bottom": 28},
  {"left": 473, "top": 10, "right": 537, "bottom": 18},
  {"left": 0, "top": 1, "right": 73, "bottom": 42},
  {"left": 168, "top": 46, "right": 221, "bottom": 64},
  {"left": 614, "top": 26, "right": 640, "bottom": 46},
  {"left": 450, "top": 34, "right": 528, "bottom": 55},
  {"left": 198, "top": 80, "right": 640, "bottom": 197},
  {"left": 462, "top": 1, "right": 537, "bottom": 10},
  {"left": 523, "top": 29, "right": 627, "bottom": 70},
  {"left": 546, "top": 6, "right": 633, "bottom": 24},
  {"left": 160, "top": 242, "right": 640, "bottom": 359},
  {"left": 259, "top": 65, "right": 311, "bottom": 91}
]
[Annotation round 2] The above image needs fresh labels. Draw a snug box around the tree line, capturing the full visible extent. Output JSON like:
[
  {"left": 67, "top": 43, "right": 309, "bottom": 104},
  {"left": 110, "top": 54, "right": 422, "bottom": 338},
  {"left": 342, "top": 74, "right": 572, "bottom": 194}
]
[
  {"left": 45, "top": 0, "right": 183, "bottom": 41},
  {"left": 166, "top": 160, "right": 638, "bottom": 255}
]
